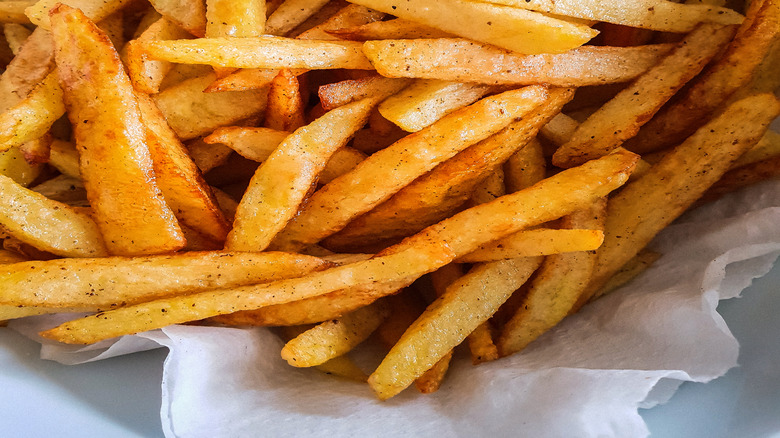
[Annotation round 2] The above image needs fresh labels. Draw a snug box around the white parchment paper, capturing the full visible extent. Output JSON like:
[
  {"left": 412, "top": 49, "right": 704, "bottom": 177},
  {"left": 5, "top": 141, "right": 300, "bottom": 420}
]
[{"left": 10, "top": 179, "right": 780, "bottom": 438}]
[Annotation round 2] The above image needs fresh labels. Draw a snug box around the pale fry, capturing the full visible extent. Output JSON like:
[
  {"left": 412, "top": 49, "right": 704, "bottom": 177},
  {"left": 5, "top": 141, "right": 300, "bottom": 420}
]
[
  {"left": 225, "top": 98, "right": 375, "bottom": 251},
  {"left": 625, "top": 0, "right": 780, "bottom": 153},
  {"left": 205, "top": 0, "right": 265, "bottom": 37},
  {"left": 368, "top": 256, "right": 544, "bottom": 400},
  {"left": 0, "top": 70, "right": 64, "bottom": 152},
  {"left": 363, "top": 39, "right": 675, "bottom": 86},
  {"left": 139, "top": 37, "right": 375, "bottom": 70},
  {"left": 476, "top": 0, "right": 743, "bottom": 32},
  {"left": 0, "top": 251, "right": 329, "bottom": 309},
  {"left": 51, "top": 5, "right": 185, "bottom": 256},
  {"left": 586, "top": 94, "right": 780, "bottom": 295},
  {"left": 281, "top": 300, "right": 389, "bottom": 367},
  {"left": 378, "top": 80, "right": 494, "bottom": 132},
  {"left": 272, "top": 86, "right": 550, "bottom": 252},
  {"left": 0, "top": 174, "right": 107, "bottom": 257},
  {"left": 147, "top": 0, "right": 207, "bottom": 36},
  {"left": 552, "top": 23, "right": 737, "bottom": 167},
  {"left": 457, "top": 228, "right": 605, "bottom": 263},
  {"left": 41, "top": 150, "right": 638, "bottom": 344},
  {"left": 347, "top": 0, "right": 597, "bottom": 54}
]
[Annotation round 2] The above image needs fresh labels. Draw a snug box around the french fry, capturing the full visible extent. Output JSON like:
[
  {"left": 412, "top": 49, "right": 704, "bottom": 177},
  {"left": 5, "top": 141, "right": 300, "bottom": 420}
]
[
  {"left": 277, "top": 324, "right": 370, "bottom": 382},
  {"left": 0, "top": 70, "right": 64, "bottom": 152},
  {"left": 264, "top": 69, "right": 306, "bottom": 131},
  {"left": 146, "top": 0, "right": 207, "bottom": 36},
  {"left": 40, "top": 149, "right": 638, "bottom": 345},
  {"left": 205, "top": 0, "right": 265, "bottom": 38},
  {"left": 135, "top": 93, "right": 231, "bottom": 243},
  {"left": 265, "top": 0, "right": 329, "bottom": 36},
  {"left": 186, "top": 137, "right": 233, "bottom": 173},
  {"left": 124, "top": 17, "right": 192, "bottom": 94},
  {"left": 0, "top": 251, "right": 329, "bottom": 309},
  {"left": 475, "top": 0, "right": 743, "bottom": 32},
  {"left": 153, "top": 72, "right": 268, "bottom": 140},
  {"left": 322, "top": 88, "right": 571, "bottom": 252},
  {"left": 347, "top": 0, "right": 598, "bottom": 54},
  {"left": 327, "top": 18, "right": 454, "bottom": 40},
  {"left": 552, "top": 23, "right": 737, "bottom": 167},
  {"left": 224, "top": 97, "right": 375, "bottom": 252},
  {"left": 378, "top": 80, "right": 494, "bottom": 132},
  {"left": 625, "top": 0, "right": 780, "bottom": 153},
  {"left": 497, "top": 200, "right": 606, "bottom": 356},
  {"left": 0, "top": 28, "right": 53, "bottom": 113},
  {"left": 281, "top": 300, "right": 389, "bottom": 367},
  {"left": 576, "top": 249, "right": 661, "bottom": 308},
  {"left": 51, "top": 4, "right": 185, "bottom": 255},
  {"left": 0, "top": 174, "right": 107, "bottom": 257},
  {"left": 539, "top": 113, "right": 578, "bottom": 146},
  {"left": 318, "top": 75, "right": 410, "bottom": 111},
  {"left": 30, "top": 174, "right": 87, "bottom": 205},
  {"left": 363, "top": 39, "right": 676, "bottom": 86},
  {"left": 139, "top": 37, "right": 374, "bottom": 70},
  {"left": 0, "top": 141, "right": 43, "bottom": 186},
  {"left": 457, "top": 228, "right": 605, "bottom": 263},
  {"left": 369, "top": 256, "right": 544, "bottom": 400},
  {"left": 25, "top": 0, "right": 134, "bottom": 29},
  {"left": 3, "top": 23, "right": 33, "bottom": 54},
  {"left": 272, "top": 86, "right": 550, "bottom": 252},
  {"left": 503, "top": 137, "right": 547, "bottom": 193},
  {"left": 699, "top": 154, "right": 780, "bottom": 205},
  {"left": 586, "top": 94, "right": 780, "bottom": 296}
]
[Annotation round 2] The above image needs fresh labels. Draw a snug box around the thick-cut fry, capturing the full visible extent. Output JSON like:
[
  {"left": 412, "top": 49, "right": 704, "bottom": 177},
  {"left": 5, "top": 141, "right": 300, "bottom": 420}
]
[
  {"left": 699, "top": 154, "right": 780, "bottom": 205},
  {"left": 577, "top": 249, "right": 661, "bottom": 308},
  {"left": 186, "top": 137, "right": 233, "bottom": 173},
  {"left": 136, "top": 93, "right": 231, "bottom": 243},
  {"left": 347, "top": 0, "right": 597, "bottom": 54},
  {"left": 322, "top": 89, "right": 572, "bottom": 252},
  {"left": 265, "top": 0, "right": 329, "bottom": 36},
  {"left": 0, "top": 1, "right": 34, "bottom": 24},
  {"left": 124, "top": 17, "right": 192, "bottom": 94},
  {"left": 225, "top": 98, "right": 375, "bottom": 252},
  {"left": 378, "top": 80, "right": 493, "bottom": 132},
  {"left": 0, "top": 174, "right": 107, "bottom": 257},
  {"left": 31, "top": 174, "right": 87, "bottom": 205},
  {"left": 586, "top": 94, "right": 780, "bottom": 296},
  {"left": 0, "top": 143, "right": 42, "bottom": 186},
  {"left": 0, "top": 251, "right": 329, "bottom": 309},
  {"left": 318, "top": 76, "right": 411, "bottom": 111},
  {"left": 273, "top": 87, "right": 549, "bottom": 252},
  {"left": 328, "top": 18, "right": 453, "bottom": 40},
  {"left": 540, "top": 113, "right": 578, "bottom": 146},
  {"left": 51, "top": 4, "right": 185, "bottom": 256},
  {"left": 363, "top": 39, "right": 676, "bottom": 86},
  {"left": 153, "top": 72, "right": 268, "bottom": 140},
  {"left": 25, "top": 0, "right": 134, "bottom": 29},
  {"left": 625, "top": 0, "right": 780, "bottom": 153},
  {"left": 369, "top": 256, "right": 544, "bottom": 400},
  {"left": 476, "top": 0, "right": 743, "bottom": 32},
  {"left": 139, "top": 37, "right": 375, "bottom": 70},
  {"left": 552, "top": 23, "right": 737, "bottom": 167},
  {"left": 497, "top": 200, "right": 606, "bottom": 356},
  {"left": 281, "top": 300, "right": 389, "bottom": 367},
  {"left": 40, "top": 149, "right": 638, "bottom": 344},
  {"left": 503, "top": 138, "right": 547, "bottom": 193},
  {"left": 264, "top": 69, "right": 306, "bottom": 132},
  {"left": 0, "top": 28, "right": 53, "bottom": 112},
  {"left": 4, "top": 23, "right": 33, "bottom": 54},
  {"left": 457, "top": 228, "right": 605, "bottom": 263}
]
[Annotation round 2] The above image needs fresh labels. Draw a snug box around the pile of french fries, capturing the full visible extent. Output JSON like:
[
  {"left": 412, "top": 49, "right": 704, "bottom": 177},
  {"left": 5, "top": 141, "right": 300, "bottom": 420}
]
[{"left": 0, "top": 0, "right": 777, "bottom": 400}]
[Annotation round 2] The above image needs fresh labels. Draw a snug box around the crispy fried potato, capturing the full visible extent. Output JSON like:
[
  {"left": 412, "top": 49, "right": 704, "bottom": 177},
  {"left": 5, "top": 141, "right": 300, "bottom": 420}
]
[
  {"left": 586, "top": 94, "right": 780, "bottom": 295},
  {"left": 139, "top": 37, "right": 374, "bottom": 70},
  {"left": 124, "top": 17, "right": 192, "bottom": 94},
  {"left": 272, "top": 86, "right": 550, "bottom": 252},
  {"left": 457, "top": 228, "right": 605, "bottom": 263},
  {"left": 0, "top": 251, "right": 329, "bottom": 309},
  {"left": 264, "top": 69, "right": 306, "bottom": 132},
  {"left": 322, "top": 88, "right": 571, "bottom": 252},
  {"left": 347, "top": 0, "right": 597, "bottom": 54},
  {"left": 51, "top": 4, "right": 185, "bottom": 256},
  {"left": 363, "top": 39, "right": 676, "bottom": 86},
  {"left": 327, "top": 18, "right": 453, "bottom": 40},
  {"left": 265, "top": 0, "right": 329, "bottom": 36},
  {"left": 369, "top": 256, "right": 543, "bottom": 399},
  {"left": 0, "top": 174, "right": 107, "bottom": 257},
  {"left": 205, "top": 0, "right": 265, "bottom": 38},
  {"left": 577, "top": 249, "right": 661, "bottom": 308},
  {"left": 0, "top": 28, "right": 53, "bottom": 113},
  {"left": 0, "top": 143, "right": 43, "bottom": 186},
  {"left": 281, "top": 300, "right": 389, "bottom": 367},
  {"left": 378, "top": 80, "right": 494, "bottom": 132},
  {"left": 25, "top": 0, "right": 134, "bottom": 29},
  {"left": 225, "top": 97, "right": 375, "bottom": 252},
  {"left": 0, "top": 70, "right": 64, "bottom": 152},
  {"left": 553, "top": 23, "right": 737, "bottom": 167},
  {"left": 147, "top": 0, "right": 207, "bottom": 36},
  {"left": 3, "top": 23, "right": 33, "bottom": 54},
  {"left": 497, "top": 200, "right": 606, "bottom": 356},
  {"left": 625, "top": 0, "right": 780, "bottom": 153},
  {"left": 318, "top": 75, "right": 410, "bottom": 111},
  {"left": 0, "top": 1, "right": 34, "bottom": 24},
  {"left": 476, "top": 0, "right": 743, "bottom": 32}
]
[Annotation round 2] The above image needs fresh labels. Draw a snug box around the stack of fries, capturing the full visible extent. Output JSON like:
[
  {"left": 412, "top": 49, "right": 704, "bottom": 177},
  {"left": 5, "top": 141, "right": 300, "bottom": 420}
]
[{"left": 0, "top": 0, "right": 778, "bottom": 400}]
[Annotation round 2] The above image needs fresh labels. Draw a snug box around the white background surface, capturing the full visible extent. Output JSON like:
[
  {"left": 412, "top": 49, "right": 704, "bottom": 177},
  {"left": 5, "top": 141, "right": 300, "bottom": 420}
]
[{"left": 1, "top": 259, "right": 779, "bottom": 437}]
